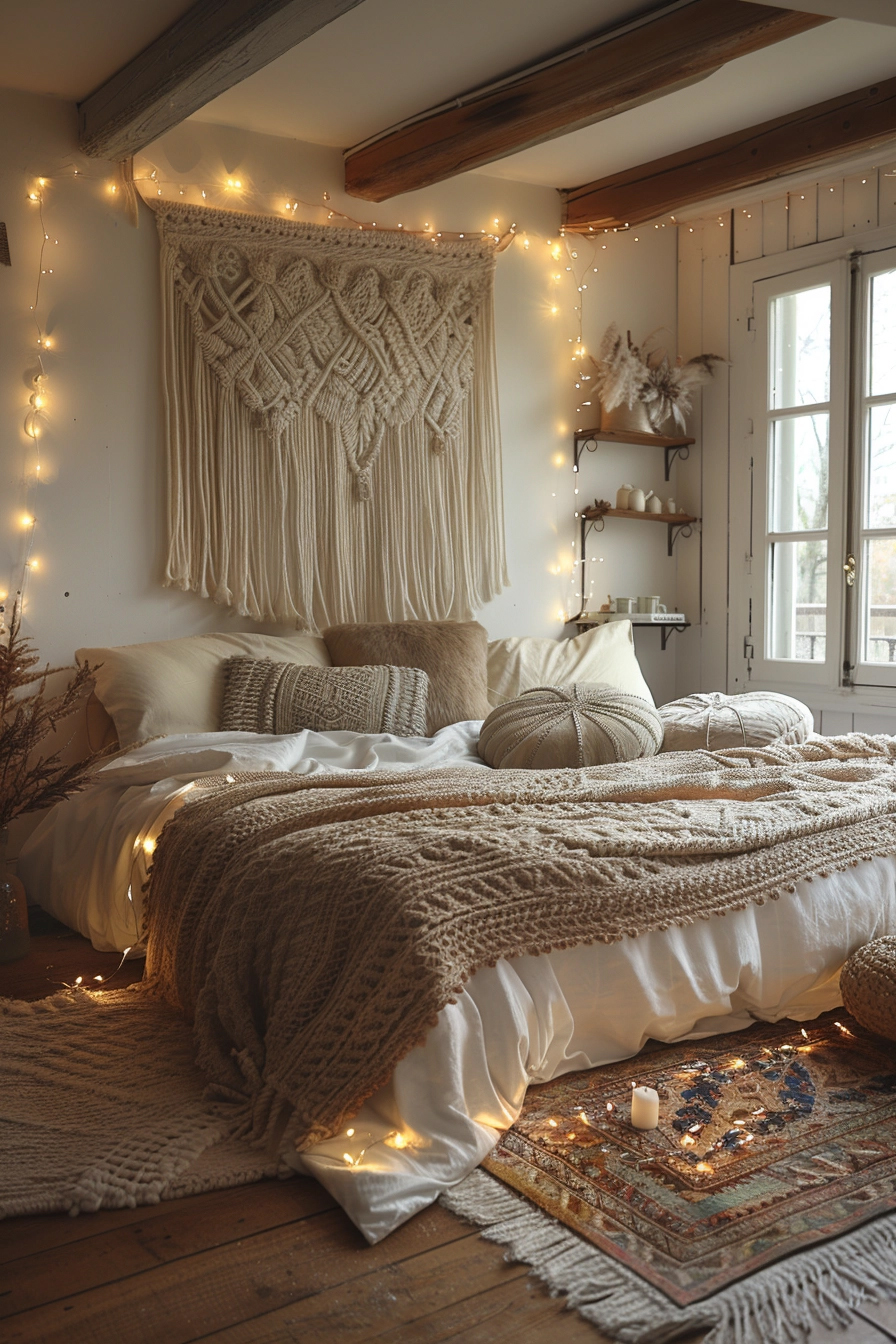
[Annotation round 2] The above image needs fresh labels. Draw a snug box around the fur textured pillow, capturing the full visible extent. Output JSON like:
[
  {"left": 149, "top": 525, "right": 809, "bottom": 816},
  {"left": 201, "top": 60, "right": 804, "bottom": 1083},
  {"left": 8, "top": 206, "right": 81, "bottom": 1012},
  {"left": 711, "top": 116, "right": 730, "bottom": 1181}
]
[
  {"left": 478, "top": 683, "right": 663, "bottom": 769},
  {"left": 220, "top": 659, "right": 428, "bottom": 737},
  {"left": 323, "top": 621, "right": 490, "bottom": 734}
]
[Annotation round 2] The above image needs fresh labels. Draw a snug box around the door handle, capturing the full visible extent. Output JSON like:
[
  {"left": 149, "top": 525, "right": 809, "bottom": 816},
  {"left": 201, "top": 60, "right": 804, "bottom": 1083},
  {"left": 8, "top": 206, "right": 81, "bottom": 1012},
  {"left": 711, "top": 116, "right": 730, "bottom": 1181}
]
[{"left": 843, "top": 554, "right": 856, "bottom": 587}]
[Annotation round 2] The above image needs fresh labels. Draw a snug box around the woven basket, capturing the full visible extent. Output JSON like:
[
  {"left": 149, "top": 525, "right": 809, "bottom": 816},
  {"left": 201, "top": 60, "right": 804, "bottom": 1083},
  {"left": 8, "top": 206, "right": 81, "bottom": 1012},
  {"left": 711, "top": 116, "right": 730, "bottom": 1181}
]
[{"left": 840, "top": 937, "right": 896, "bottom": 1042}]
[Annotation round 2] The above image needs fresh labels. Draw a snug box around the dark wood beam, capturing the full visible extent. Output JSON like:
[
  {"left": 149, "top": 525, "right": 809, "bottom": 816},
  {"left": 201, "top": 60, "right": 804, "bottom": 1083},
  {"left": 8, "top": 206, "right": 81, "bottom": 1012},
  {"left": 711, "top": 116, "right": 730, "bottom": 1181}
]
[
  {"left": 78, "top": 0, "right": 366, "bottom": 160},
  {"left": 563, "top": 76, "right": 896, "bottom": 230},
  {"left": 343, "top": 1, "right": 828, "bottom": 203}
]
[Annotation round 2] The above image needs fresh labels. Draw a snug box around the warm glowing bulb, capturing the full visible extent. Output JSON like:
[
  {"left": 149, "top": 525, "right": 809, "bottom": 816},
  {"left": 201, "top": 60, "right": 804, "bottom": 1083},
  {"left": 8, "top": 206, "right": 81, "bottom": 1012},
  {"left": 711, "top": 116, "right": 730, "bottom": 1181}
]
[
  {"left": 548, "top": 1118, "right": 558, "bottom": 1128},
  {"left": 75, "top": 975, "right": 83, "bottom": 986},
  {"left": 388, "top": 1132, "right": 408, "bottom": 1149},
  {"left": 21, "top": 514, "right": 34, "bottom": 527},
  {"left": 28, "top": 192, "right": 39, "bottom": 201},
  {"left": 343, "top": 1153, "right": 354, "bottom": 1165},
  {"left": 225, "top": 774, "right": 235, "bottom": 784},
  {"left": 28, "top": 559, "right": 38, "bottom": 571},
  {"left": 143, "top": 838, "right": 156, "bottom": 855},
  {"left": 346, "top": 1128, "right": 354, "bottom": 1137}
]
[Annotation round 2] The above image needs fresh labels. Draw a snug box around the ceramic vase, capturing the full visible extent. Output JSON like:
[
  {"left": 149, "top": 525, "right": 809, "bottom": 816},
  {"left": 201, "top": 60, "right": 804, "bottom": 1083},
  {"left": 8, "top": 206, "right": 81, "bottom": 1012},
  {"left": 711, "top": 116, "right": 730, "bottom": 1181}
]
[{"left": 599, "top": 398, "right": 655, "bottom": 435}]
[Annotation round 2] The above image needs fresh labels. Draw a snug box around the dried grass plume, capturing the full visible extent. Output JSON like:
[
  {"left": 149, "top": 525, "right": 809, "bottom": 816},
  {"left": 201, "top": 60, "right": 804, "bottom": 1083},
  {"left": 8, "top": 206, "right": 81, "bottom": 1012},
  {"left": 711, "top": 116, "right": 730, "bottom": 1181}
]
[{"left": 0, "top": 601, "right": 102, "bottom": 832}]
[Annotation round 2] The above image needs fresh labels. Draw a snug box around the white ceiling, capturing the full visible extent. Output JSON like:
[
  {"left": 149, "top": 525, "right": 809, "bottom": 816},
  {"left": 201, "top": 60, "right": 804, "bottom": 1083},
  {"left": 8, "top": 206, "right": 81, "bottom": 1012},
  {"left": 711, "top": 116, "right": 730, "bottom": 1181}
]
[
  {"left": 1, "top": 0, "right": 896, "bottom": 195},
  {"left": 0, "top": 0, "right": 194, "bottom": 99},
  {"left": 742, "top": 0, "right": 896, "bottom": 23},
  {"left": 190, "top": 3, "right": 896, "bottom": 190}
]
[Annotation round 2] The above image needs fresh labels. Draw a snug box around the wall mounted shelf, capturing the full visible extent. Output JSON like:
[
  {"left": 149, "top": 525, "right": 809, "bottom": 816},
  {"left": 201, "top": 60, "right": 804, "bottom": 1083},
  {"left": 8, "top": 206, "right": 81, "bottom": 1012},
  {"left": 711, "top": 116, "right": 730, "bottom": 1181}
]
[
  {"left": 574, "top": 617, "right": 691, "bottom": 651},
  {"left": 580, "top": 505, "right": 699, "bottom": 558},
  {"left": 573, "top": 426, "right": 695, "bottom": 481}
]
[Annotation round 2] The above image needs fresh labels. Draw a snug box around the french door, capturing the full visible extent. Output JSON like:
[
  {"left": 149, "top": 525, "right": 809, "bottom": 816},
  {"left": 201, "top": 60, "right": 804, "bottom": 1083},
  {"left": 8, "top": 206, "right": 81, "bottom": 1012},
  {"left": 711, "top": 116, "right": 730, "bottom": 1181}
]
[{"left": 737, "top": 246, "right": 896, "bottom": 697}]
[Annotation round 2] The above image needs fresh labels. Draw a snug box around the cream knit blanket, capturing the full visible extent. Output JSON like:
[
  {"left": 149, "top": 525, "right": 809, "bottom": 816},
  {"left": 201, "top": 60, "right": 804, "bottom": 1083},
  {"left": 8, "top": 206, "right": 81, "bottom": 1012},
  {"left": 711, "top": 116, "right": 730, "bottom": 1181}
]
[{"left": 144, "top": 734, "right": 896, "bottom": 1154}]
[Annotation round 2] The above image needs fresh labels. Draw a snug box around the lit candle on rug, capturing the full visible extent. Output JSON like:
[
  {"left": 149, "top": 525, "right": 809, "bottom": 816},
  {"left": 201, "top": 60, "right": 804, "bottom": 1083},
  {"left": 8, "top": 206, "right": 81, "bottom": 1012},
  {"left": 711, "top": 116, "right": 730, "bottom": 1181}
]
[{"left": 630, "top": 1086, "right": 659, "bottom": 1130}]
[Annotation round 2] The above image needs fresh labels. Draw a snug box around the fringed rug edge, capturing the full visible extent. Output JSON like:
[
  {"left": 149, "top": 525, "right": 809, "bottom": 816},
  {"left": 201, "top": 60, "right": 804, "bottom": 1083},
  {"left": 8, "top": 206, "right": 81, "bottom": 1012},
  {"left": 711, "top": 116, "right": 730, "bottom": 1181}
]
[{"left": 440, "top": 1167, "right": 896, "bottom": 1344}]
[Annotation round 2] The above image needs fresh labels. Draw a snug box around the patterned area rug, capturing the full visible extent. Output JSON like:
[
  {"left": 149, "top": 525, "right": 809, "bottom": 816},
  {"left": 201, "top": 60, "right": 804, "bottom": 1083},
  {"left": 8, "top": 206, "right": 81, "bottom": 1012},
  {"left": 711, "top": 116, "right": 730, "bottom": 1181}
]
[{"left": 482, "top": 1011, "right": 896, "bottom": 1307}]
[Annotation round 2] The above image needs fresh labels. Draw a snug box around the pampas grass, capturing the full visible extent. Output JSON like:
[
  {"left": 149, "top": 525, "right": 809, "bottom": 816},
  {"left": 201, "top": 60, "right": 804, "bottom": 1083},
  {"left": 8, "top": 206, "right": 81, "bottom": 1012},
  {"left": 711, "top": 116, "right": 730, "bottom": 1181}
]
[
  {"left": 591, "top": 324, "right": 725, "bottom": 432},
  {"left": 0, "top": 601, "right": 101, "bottom": 832}
]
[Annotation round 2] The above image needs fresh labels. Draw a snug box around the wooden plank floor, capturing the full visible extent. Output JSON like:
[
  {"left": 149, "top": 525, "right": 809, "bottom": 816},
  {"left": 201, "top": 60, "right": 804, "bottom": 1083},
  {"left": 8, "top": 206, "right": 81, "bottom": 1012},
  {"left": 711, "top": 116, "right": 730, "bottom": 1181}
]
[
  {"left": 0, "top": 925, "right": 612, "bottom": 1344},
  {"left": 5, "top": 925, "right": 890, "bottom": 1342}
]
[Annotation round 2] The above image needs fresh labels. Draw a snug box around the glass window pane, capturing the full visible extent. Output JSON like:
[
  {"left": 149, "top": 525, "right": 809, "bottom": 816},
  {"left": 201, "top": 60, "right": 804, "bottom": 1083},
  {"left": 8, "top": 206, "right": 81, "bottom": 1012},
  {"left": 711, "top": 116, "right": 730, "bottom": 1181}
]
[
  {"left": 864, "top": 538, "right": 896, "bottom": 664},
  {"left": 867, "top": 403, "right": 896, "bottom": 528},
  {"left": 768, "top": 540, "right": 827, "bottom": 661},
  {"left": 770, "top": 414, "right": 829, "bottom": 532},
  {"left": 770, "top": 285, "right": 831, "bottom": 410},
  {"left": 870, "top": 269, "right": 896, "bottom": 397}
]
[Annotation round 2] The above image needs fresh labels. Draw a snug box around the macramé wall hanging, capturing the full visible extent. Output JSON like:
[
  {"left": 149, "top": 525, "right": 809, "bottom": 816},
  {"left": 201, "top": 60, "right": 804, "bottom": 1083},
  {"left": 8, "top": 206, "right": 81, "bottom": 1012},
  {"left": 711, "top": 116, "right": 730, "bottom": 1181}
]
[{"left": 152, "top": 202, "right": 508, "bottom": 630}]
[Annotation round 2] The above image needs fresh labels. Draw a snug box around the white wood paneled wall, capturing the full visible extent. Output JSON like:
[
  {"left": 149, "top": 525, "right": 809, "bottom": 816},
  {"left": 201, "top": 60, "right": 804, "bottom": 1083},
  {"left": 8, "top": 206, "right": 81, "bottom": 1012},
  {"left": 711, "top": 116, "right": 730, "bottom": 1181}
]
[
  {"left": 732, "top": 161, "right": 896, "bottom": 262},
  {"left": 680, "top": 156, "right": 896, "bottom": 733},
  {"left": 674, "top": 216, "right": 732, "bottom": 697}
]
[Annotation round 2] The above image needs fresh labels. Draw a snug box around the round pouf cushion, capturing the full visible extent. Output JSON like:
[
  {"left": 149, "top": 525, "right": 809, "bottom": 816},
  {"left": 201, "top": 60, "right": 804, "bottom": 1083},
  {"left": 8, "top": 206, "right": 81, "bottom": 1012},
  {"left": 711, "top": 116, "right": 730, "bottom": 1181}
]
[
  {"left": 840, "top": 938, "right": 896, "bottom": 1042},
  {"left": 477, "top": 683, "right": 663, "bottom": 770},
  {"left": 658, "top": 690, "right": 813, "bottom": 753}
]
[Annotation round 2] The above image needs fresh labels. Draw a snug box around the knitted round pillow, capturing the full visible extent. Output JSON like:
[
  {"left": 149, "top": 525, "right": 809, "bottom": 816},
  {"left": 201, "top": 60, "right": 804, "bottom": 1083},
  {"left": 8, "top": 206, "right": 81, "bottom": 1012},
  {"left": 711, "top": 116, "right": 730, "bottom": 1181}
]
[
  {"left": 840, "top": 938, "right": 896, "bottom": 1042},
  {"left": 477, "top": 683, "right": 663, "bottom": 769},
  {"left": 658, "top": 690, "right": 813, "bottom": 753}
]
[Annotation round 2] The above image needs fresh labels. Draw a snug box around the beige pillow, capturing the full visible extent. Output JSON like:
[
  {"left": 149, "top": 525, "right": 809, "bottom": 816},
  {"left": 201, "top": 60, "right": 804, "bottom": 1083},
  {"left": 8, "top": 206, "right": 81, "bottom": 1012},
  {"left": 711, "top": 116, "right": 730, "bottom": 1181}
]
[
  {"left": 659, "top": 691, "right": 814, "bottom": 753},
  {"left": 76, "top": 630, "right": 331, "bottom": 747},
  {"left": 324, "top": 621, "right": 490, "bottom": 734},
  {"left": 478, "top": 683, "right": 663, "bottom": 769},
  {"left": 487, "top": 623, "right": 654, "bottom": 709},
  {"left": 220, "top": 659, "right": 428, "bottom": 737}
]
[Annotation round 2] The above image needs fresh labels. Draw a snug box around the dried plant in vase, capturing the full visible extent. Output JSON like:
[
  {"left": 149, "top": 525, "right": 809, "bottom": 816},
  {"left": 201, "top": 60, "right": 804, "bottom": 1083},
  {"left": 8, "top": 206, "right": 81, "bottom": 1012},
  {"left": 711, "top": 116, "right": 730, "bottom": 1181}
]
[
  {"left": 0, "top": 601, "right": 102, "bottom": 961},
  {"left": 591, "top": 324, "right": 725, "bottom": 434}
]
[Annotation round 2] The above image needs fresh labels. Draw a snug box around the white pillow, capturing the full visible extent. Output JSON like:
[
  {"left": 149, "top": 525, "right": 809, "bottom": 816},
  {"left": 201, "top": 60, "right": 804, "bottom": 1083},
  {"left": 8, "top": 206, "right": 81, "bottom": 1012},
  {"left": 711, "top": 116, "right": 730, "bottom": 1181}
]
[
  {"left": 76, "top": 631, "right": 331, "bottom": 747},
  {"left": 486, "top": 623, "right": 654, "bottom": 709}
]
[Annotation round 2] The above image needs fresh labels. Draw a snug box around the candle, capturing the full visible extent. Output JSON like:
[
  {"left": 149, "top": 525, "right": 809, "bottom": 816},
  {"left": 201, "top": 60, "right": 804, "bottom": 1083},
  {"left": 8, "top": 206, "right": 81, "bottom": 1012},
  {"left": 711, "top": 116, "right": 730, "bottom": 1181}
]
[{"left": 630, "top": 1086, "right": 659, "bottom": 1130}]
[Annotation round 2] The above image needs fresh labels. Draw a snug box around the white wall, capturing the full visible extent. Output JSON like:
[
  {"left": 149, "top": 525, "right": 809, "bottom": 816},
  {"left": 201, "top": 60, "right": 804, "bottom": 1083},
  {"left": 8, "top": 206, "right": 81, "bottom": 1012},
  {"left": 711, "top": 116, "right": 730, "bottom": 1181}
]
[{"left": 0, "top": 91, "right": 680, "bottom": 703}]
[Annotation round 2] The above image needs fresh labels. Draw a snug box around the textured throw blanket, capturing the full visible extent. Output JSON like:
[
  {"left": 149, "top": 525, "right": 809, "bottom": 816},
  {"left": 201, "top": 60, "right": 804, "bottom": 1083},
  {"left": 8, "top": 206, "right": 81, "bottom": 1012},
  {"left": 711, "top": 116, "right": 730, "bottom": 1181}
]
[{"left": 144, "top": 734, "right": 896, "bottom": 1154}]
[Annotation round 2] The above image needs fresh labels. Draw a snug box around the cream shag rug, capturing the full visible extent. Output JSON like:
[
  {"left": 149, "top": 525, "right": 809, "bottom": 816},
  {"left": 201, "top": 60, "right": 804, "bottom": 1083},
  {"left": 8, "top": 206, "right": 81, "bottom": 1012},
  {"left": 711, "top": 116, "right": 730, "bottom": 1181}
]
[
  {"left": 0, "top": 989, "right": 275, "bottom": 1218},
  {"left": 5, "top": 987, "right": 896, "bottom": 1344}
]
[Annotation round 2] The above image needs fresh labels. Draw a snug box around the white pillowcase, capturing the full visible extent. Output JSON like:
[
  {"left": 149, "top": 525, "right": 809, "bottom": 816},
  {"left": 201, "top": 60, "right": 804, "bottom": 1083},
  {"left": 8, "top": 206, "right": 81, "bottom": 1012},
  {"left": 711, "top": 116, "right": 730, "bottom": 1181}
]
[
  {"left": 486, "top": 623, "right": 654, "bottom": 709},
  {"left": 76, "top": 631, "right": 331, "bottom": 747}
]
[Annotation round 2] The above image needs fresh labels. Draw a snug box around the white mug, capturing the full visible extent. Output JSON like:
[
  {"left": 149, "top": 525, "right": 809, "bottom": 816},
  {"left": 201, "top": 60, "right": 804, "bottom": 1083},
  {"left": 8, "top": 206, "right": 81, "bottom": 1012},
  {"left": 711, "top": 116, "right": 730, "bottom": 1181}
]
[
  {"left": 639, "top": 596, "right": 667, "bottom": 614},
  {"left": 615, "top": 597, "right": 634, "bottom": 613}
]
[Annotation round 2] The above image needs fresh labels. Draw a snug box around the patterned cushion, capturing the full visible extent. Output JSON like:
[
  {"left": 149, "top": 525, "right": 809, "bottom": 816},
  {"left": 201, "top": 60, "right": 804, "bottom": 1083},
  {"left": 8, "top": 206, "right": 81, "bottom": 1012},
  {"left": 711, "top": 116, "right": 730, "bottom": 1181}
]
[
  {"left": 659, "top": 691, "right": 813, "bottom": 753},
  {"left": 477, "top": 683, "right": 663, "bottom": 769},
  {"left": 220, "top": 659, "right": 428, "bottom": 737}
]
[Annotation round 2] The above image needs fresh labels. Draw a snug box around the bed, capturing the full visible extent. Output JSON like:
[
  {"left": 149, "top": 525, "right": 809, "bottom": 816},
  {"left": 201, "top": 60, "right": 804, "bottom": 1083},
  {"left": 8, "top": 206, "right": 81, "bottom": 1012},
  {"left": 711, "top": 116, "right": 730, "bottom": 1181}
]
[{"left": 16, "top": 625, "right": 896, "bottom": 1244}]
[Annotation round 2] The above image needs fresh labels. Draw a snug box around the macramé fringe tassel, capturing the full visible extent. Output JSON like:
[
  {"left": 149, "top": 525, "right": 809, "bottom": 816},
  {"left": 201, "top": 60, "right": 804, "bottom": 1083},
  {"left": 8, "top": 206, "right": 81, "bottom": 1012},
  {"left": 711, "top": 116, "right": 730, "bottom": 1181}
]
[{"left": 441, "top": 1167, "right": 896, "bottom": 1343}]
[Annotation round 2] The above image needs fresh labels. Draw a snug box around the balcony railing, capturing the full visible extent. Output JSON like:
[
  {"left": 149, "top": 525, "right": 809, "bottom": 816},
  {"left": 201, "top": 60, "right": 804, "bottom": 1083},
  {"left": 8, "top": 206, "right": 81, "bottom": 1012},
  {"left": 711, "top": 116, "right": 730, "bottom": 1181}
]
[{"left": 794, "top": 603, "right": 896, "bottom": 661}]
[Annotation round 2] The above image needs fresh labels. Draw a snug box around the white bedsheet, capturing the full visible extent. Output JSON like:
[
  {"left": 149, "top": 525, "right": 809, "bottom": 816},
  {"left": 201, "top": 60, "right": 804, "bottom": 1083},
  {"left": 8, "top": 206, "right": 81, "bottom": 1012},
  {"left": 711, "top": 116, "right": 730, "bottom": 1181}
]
[{"left": 18, "top": 728, "right": 896, "bottom": 1242}]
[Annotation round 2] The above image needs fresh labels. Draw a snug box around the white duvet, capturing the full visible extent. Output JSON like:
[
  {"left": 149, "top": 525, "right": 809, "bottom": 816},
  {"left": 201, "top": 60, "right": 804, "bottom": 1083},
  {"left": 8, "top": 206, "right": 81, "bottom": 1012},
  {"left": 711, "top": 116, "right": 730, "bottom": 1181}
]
[{"left": 18, "top": 726, "right": 896, "bottom": 1242}]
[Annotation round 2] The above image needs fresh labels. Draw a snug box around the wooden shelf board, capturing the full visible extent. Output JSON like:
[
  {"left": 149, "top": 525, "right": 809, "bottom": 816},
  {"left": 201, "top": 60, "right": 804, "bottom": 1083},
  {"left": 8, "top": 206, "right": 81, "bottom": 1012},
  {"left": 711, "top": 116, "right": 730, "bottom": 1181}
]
[
  {"left": 573, "top": 427, "right": 695, "bottom": 449},
  {"left": 583, "top": 507, "right": 699, "bottom": 525}
]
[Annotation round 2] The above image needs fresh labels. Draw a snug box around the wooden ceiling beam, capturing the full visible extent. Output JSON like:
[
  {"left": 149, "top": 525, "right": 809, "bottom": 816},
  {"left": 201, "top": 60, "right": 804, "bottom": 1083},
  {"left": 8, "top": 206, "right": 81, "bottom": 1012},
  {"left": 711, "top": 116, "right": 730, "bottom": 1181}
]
[
  {"left": 343, "top": 1, "right": 828, "bottom": 204},
  {"left": 562, "top": 76, "right": 896, "bottom": 230},
  {"left": 78, "top": 0, "right": 366, "bottom": 161}
]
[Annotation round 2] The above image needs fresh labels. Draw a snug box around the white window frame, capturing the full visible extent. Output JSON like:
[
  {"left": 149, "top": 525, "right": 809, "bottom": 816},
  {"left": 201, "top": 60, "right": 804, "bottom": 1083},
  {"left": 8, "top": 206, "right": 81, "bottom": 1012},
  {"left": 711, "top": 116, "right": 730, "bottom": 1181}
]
[
  {"left": 729, "top": 220, "right": 896, "bottom": 716},
  {"left": 850, "top": 245, "right": 896, "bottom": 690},
  {"left": 747, "top": 260, "right": 849, "bottom": 690}
]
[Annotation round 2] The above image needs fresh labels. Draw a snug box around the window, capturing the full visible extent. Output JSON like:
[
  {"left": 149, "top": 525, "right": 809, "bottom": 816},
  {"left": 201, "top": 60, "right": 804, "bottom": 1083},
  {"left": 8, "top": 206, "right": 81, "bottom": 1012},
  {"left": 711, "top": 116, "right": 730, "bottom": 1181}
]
[{"left": 735, "top": 248, "right": 896, "bottom": 698}]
